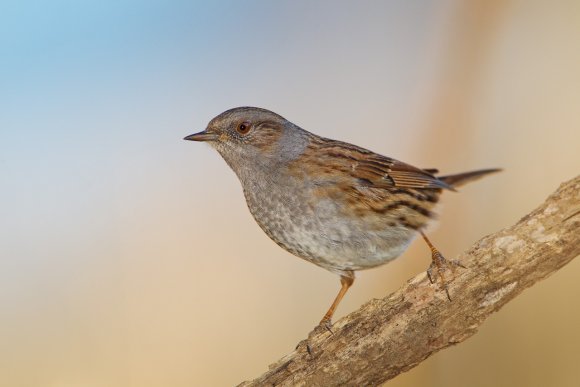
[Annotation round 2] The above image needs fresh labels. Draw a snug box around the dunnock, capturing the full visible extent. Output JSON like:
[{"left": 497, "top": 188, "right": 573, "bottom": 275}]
[{"left": 185, "top": 107, "right": 499, "bottom": 327}]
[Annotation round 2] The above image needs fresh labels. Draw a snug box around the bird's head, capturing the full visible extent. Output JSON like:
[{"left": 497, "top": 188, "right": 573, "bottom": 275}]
[{"left": 184, "top": 107, "right": 308, "bottom": 177}]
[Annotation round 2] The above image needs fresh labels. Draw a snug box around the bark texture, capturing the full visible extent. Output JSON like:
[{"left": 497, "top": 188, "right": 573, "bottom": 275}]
[{"left": 239, "top": 175, "right": 580, "bottom": 387}]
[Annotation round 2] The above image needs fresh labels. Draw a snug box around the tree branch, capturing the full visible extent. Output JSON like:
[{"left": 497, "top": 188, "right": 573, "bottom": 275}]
[{"left": 239, "top": 176, "right": 580, "bottom": 387}]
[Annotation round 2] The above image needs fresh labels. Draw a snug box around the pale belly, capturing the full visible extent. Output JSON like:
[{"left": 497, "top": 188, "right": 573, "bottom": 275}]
[{"left": 243, "top": 184, "right": 418, "bottom": 274}]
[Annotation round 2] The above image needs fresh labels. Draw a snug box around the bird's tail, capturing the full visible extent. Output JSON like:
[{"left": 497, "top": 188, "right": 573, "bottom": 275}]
[{"left": 438, "top": 168, "right": 502, "bottom": 188}]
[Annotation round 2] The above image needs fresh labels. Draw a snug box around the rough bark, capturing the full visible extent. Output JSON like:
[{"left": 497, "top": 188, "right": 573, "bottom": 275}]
[{"left": 239, "top": 175, "right": 580, "bottom": 387}]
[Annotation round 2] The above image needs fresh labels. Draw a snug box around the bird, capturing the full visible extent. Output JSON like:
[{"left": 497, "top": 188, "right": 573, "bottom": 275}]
[{"left": 184, "top": 107, "right": 500, "bottom": 328}]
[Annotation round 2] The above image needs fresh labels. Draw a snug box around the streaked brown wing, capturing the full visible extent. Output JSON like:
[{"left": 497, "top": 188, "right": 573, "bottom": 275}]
[
  {"left": 349, "top": 151, "right": 453, "bottom": 191},
  {"left": 291, "top": 136, "right": 445, "bottom": 228},
  {"left": 386, "top": 160, "right": 454, "bottom": 190},
  {"left": 296, "top": 136, "right": 453, "bottom": 191}
]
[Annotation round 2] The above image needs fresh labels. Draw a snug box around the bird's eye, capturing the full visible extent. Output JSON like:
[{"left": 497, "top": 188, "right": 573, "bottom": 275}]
[{"left": 236, "top": 121, "right": 251, "bottom": 135}]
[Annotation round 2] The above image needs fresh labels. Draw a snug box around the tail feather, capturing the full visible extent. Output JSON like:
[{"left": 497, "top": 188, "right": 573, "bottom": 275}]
[{"left": 437, "top": 168, "right": 502, "bottom": 188}]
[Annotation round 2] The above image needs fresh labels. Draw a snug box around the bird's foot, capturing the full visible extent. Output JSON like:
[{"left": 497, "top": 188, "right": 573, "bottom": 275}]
[
  {"left": 316, "top": 317, "right": 334, "bottom": 335},
  {"left": 426, "top": 249, "right": 466, "bottom": 301},
  {"left": 295, "top": 319, "right": 334, "bottom": 356}
]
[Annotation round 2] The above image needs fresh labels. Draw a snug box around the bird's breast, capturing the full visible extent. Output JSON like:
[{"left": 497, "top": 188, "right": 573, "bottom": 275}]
[{"left": 240, "top": 173, "right": 418, "bottom": 273}]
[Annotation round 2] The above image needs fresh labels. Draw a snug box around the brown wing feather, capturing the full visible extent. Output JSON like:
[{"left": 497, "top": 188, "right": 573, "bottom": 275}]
[
  {"left": 387, "top": 160, "right": 454, "bottom": 190},
  {"left": 352, "top": 152, "right": 453, "bottom": 191},
  {"left": 300, "top": 136, "right": 453, "bottom": 191}
]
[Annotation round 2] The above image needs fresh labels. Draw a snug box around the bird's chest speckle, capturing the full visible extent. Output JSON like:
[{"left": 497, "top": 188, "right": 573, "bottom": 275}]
[
  {"left": 243, "top": 180, "right": 316, "bottom": 256},
  {"left": 241, "top": 174, "right": 415, "bottom": 273}
]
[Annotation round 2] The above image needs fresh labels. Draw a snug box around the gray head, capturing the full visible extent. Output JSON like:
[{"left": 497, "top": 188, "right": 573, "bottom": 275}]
[{"left": 184, "top": 107, "right": 309, "bottom": 179}]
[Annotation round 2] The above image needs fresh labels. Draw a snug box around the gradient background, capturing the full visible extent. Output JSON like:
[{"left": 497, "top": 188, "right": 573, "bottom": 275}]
[{"left": 1, "top": 1, "right": 579, "bottom": 386}]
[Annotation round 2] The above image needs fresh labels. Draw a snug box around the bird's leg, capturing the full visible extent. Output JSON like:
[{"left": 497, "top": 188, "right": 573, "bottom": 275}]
[
  {"left": 296, "top": 271, "right": 355, "bottom": 355},
  {"left": 420, "top": 231, "right": 465, "bottom": 301},
  {"left": 318, "top": 271, "right": 355, "bottom": 331}
]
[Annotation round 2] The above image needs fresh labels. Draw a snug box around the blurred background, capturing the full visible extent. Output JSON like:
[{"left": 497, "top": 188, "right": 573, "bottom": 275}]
[{"left": 1, "top": 0, "right": 579, "bottom": 386}]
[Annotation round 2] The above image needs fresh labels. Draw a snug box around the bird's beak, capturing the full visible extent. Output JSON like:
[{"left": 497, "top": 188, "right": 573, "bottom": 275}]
[{"left": 183, "top": 130, "right": 218, "bottom": 142}]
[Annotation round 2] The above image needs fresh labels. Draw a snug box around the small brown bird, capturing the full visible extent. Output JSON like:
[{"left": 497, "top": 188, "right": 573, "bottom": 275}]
[{"left": 185, "top": 107, "right": 499, "bottom": 328}]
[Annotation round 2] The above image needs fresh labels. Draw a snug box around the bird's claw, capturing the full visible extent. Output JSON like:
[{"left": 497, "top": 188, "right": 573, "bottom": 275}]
[
  {"left": 426, "top": 250, "right": 465, "bottom": 301},
  {"left": 295, "top": 320, "right": 334, "bottom": 356},
  {"left": 317, "top": 318, "right": 334, "bottom": 335}
]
